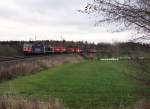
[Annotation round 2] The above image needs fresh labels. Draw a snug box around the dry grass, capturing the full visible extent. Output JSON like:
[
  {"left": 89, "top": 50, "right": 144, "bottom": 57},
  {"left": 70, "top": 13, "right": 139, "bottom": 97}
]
[
  {"left": 126, "top": 99, "right": 150, "bottom": 109},
  {"left": 0, "top": 54, "right": 83, "bottom": 81},
  {"left": 0, "top": 95, "right": 66, "bottom": 109}
]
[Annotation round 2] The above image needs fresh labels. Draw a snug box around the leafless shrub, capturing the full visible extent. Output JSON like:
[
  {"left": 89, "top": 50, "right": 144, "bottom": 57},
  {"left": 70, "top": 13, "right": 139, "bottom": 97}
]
[
  {"left": 126, "top": 99, "right": 150, "bottom": 109},
  {"left": 0, "top": 95, "right": 66, "bottom": 109}
]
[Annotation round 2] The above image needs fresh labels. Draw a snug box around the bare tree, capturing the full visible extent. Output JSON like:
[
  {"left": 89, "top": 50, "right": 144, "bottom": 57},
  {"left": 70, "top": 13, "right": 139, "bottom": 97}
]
[
  {"left": 82, "top": 0, "right": 150, "bottom": 85},
  {"left": 82, "top": 0, "right": 150, "bottom": 40}
]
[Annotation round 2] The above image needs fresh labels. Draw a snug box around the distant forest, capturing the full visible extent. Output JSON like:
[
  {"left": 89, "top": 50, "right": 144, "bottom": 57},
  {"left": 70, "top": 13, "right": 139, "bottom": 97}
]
[{"left": 0, "top": 40, "right": 150, "bottom": 58}]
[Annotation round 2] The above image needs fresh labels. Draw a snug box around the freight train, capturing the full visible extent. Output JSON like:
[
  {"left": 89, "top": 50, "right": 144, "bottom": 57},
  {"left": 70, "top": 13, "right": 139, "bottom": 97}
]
[{"left": 23, "top": 42, "right": 85, "bottom": 55}]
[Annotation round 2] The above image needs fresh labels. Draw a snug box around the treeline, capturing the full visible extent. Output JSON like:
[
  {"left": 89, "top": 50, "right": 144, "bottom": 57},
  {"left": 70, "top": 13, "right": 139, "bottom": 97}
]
[
  {"left": 0, "top": 40, "right": 150, "bottom": 57},
  {"left": 96, "top": 42, "right": 150, "bottom": 58}
]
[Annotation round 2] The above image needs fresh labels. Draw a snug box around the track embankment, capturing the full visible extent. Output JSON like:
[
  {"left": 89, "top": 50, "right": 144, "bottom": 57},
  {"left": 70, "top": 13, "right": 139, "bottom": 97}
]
[{"left": 0, "top": 54, "right": 83, "bottom": 81}]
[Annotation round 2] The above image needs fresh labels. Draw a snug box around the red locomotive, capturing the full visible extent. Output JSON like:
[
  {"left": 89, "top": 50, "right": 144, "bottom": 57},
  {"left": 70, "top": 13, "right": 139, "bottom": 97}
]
[
  {"left": 23, "top": 43, "right": 32, "bottom": 55},
  {"left": 52, "top": 46, "right": 66, "bottom": 53}
]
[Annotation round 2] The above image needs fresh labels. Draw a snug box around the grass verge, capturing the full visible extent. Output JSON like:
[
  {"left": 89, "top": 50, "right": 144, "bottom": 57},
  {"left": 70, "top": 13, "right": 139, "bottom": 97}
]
[{"left": 0, "top": 60, "right": 149, "bottom": 109}]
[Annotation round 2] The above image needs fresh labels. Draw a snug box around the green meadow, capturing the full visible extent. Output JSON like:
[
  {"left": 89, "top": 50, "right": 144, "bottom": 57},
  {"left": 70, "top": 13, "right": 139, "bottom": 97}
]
[{"left": 0, "top": 61, "right": 149, "bottom": 109}]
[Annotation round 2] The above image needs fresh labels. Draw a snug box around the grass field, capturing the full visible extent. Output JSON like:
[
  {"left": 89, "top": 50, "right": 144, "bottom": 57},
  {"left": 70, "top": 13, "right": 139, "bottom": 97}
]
[{"left": 0, "top": 60, "right": 149, "bottom": 109}]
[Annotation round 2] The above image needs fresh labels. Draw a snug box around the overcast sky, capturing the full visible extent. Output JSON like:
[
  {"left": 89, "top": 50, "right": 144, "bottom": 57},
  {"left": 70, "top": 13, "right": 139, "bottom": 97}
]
[{"left": 0, "top": 0, "right": 132, "bottom": 43}]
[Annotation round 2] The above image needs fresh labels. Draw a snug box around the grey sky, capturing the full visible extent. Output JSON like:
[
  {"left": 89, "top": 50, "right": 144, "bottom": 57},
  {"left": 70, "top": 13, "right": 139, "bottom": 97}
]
[{"left": 0, "top": 0, "right": 131, "bottom": 43}]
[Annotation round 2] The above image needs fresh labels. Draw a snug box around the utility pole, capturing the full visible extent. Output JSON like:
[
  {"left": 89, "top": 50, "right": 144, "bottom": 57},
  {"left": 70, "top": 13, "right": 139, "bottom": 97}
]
[
  {"left": 60, "top": 35, "right": 64, "bottom": 41},
  {"left": 35, "top": 34, "right": 37, "bottom": 41}
]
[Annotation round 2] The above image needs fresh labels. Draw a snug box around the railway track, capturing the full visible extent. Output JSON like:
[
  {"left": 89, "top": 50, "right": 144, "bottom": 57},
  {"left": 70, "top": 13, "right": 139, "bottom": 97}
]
[
  {"left": 0, "top": 55, "right": 51, "bottom": 64},
  {"left": 0, "top": 54, "right": 74, "bottom": 64}
]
